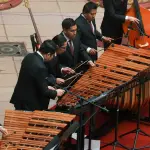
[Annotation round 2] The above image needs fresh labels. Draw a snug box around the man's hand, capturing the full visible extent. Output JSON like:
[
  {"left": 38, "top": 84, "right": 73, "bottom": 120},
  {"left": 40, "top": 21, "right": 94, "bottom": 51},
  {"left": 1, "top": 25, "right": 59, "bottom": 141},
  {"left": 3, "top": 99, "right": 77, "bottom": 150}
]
[
  {"left": 88, "top": 60, "right": 95, "bottom": 67},
  {"left": 56, "top": 78, "right": 65, "bottom": 84},
  {"left": 89, "top": 48, "right": 97, "bottom": 55},
  {"left": 56, "top": 89, "right": 65, "bottom": 97},
  {"left": 62, "top": 67, "right": 75, "bottom": 75},
  {"left": 102, "top": 36, "right": 112, "bottom": 43},
  {"left": 127, "top": 16, "right": 139, "bottom": 24},
  {"left": 0, "top": 126, "right": 8, "bottom": 135},
  {"left": 48, "top": 86, "right": 56, "bottom": 90}
]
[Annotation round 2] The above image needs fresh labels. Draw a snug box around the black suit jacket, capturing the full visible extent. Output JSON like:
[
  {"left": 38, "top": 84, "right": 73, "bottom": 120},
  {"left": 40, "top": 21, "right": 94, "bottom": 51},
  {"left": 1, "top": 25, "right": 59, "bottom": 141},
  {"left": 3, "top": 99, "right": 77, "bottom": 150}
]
[
  {"left": 57, "top": 32, "right": 91, "bottom": 68},
  {"left": 101, "top": 0, "right": 128, "bottom": 38},
  {"left": 76, "top": 14, "right": 102, "bottom": 50},
  {"left": 45, "top": 56, "right": 62, "bottom": 77},
  {"left": 10, "top": 53, "right": 57, "bottom": 111}
]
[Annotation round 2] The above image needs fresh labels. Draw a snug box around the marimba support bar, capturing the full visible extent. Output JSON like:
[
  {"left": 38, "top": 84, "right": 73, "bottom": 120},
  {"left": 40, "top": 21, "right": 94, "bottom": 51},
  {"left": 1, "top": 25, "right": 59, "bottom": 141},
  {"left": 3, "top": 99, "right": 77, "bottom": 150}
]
[{"left": 44, "top": 121, "right": 80, "bottom": 150}]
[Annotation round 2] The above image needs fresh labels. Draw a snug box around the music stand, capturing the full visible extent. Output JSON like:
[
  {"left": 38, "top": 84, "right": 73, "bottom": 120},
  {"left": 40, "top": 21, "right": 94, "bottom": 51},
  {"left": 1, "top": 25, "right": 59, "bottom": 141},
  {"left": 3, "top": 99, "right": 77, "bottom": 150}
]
[
  {"left": 101, "top": 94, "right": 130, "bottom": 150},
  {"left": 119, "top": 82, "right": 150, "bottom": 150}
]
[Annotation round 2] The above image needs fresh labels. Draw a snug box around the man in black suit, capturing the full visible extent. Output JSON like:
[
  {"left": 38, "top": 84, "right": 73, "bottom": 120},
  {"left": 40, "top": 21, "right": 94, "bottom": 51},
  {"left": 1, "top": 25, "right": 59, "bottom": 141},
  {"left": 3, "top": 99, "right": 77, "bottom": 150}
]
[
  {"left": 101, "top": 0, "right": 139, "bottom": 48},
  {"left": 45, "top": 36, "right": 65, "bottom": 86},
  {"left": 58, "top": 18, "right": 95, "bottom": 71},
  {"left": 10, "top": 40, "right": 65, "bottom": 111},
  {"left": 45, "top": 34, "right": 75, "bottom": 84},
  {"left": 76, "top": 2, "right": 112, "bottom": 60}
]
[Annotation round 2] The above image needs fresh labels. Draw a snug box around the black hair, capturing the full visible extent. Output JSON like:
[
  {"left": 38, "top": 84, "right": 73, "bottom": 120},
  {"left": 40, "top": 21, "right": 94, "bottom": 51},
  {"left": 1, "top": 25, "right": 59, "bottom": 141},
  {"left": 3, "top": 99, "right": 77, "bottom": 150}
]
[
  {"left": 82, "top": 2, "right": 98, "bottom": 14},
  {"left": 52, "top": 34, "right": 67, "bottom": 47},
  {"left": 62, "top": 18, "right": 76, "bottom": 30},
  {"left": 39, "top": 40, "right": 57, "bottom": 54}
]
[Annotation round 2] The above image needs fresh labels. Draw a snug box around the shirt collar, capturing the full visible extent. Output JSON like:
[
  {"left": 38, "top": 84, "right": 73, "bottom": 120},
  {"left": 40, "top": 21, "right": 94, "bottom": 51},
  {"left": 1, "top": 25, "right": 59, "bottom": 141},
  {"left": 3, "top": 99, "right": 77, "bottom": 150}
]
[
  {"left": 81, "top": 14, "right": 89, "bottom": 21},
  {"left": 63, "top": 32, "right": 70, "bottom": 42},
  {"left": 81, "top": 14, "right": 86, "bottom": 19},
  {"left": 36, "top": 51, "right": 44, "bottom": 60},
  {"left": 81, "top": 14, "right": 92, "bottom": 23}
]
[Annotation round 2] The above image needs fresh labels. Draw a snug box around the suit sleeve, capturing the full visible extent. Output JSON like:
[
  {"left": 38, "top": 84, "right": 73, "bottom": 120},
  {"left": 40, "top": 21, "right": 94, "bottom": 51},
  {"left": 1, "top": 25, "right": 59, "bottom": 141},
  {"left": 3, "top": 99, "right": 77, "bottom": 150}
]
[
  {"left": 33, "top": 67, "right": 57, "bottom": 99},
  {"left": 93, "top": 20, "right": 103, "bottom": 40},
  {"left": 77, "top": 26, "right": 89, "bottom": 50},
  {"left": 95, "top": 29, "right": 103, "bottom": 40},
  {"left": 45, "top": 74, "right": 56, "bottom": 86},
  {"left": 79, "top": 42, "right": 92, "bottom": 61},
  {"left": 103, "top": 0, "right": 126, "bottom": 23}
]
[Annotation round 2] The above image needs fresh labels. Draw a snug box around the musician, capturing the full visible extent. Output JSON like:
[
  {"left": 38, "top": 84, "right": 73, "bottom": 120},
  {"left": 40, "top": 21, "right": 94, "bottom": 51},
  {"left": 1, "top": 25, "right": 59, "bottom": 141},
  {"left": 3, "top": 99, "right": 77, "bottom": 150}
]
[
  {"left": 10, "top": 40, "right": 65, "bottom": 111},
  {"left": 57, "top": 18, "right": 95, "bottom": 69},
  {"left": 76, "top": 2, "right": 112, "bottom": 61},
  {"left": 45, "top": 34, "right": 75, "bottom": 86},
  {"left": 101, "top": 0, "right": 139, "bottom": 49},
  {"left": 0, "top": 124, "right": 8, "bottom": 135}
]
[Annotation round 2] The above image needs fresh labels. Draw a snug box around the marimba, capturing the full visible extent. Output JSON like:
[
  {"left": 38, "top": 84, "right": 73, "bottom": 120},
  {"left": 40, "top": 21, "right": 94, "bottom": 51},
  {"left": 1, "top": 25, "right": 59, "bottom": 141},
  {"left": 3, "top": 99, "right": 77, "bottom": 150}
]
[
  {"left": 57, "top": 44, "right": 150, "bottom": 111},
  {"left": 0, "top": 110, "right": 76, "bottom": 150}
]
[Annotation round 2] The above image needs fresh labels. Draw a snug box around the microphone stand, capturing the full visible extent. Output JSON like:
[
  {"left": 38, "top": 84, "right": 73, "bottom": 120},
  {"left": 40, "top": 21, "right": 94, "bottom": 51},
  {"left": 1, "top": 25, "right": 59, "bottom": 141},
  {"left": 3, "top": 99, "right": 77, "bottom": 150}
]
[
  {"left": 63, "top": 87, "right": 109, "bottom": 112},
  {"left": 63, "top": 88, "right": 109, "bottom": 150}
]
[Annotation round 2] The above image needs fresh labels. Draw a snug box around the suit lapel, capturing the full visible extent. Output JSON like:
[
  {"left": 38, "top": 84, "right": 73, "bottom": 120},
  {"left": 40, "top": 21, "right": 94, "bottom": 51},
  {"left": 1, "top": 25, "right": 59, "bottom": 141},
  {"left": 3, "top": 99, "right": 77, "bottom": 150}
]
[
  {"left": 72, "top": 38, "right": 77, "bottom": 63},
  {"left": 79, "top": 15, "right": 95, "bottom": 36},
  {"left": 60, "top": 32, "right": 73, "bottom": 57},
  {"left": 66, "top": 43, "right": 74, "bottom": 56}
]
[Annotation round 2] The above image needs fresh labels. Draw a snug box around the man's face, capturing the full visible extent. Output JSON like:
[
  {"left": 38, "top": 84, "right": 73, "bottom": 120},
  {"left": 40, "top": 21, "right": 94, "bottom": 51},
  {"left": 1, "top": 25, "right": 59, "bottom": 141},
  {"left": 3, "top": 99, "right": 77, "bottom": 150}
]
[
  {"left": 44, "top": 53, "right": 54, "bottom": 62},
  {"left": 64, "top": 25, "right": 77, "bottom": 40},
  {"left": 86, "top": 9, "right": 97, "bottom": 22},
  {"left": 56, "top": 41, "right": 67, "bottom": 55}
]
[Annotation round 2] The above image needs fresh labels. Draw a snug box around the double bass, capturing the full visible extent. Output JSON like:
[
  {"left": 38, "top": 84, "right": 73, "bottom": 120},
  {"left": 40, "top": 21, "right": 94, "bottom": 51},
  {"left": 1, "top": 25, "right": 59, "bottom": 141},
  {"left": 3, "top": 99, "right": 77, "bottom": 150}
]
[{"left": 123, "top": 0, "right": 150, "bottom": 49}]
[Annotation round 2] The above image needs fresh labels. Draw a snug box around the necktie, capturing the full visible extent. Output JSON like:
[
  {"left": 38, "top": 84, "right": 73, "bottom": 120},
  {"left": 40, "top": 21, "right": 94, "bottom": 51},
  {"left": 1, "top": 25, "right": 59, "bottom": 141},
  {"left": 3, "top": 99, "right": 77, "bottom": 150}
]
[
  {"left": 89, "top": 21, "right": 94, "bottom": 34},
  {"left": 68, "top": 40, "right": 74, "bottom": 55}
]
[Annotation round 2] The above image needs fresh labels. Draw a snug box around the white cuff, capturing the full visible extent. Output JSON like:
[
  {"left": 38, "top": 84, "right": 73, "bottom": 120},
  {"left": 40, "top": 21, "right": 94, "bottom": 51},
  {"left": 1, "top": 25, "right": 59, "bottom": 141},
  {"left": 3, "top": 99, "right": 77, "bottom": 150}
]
[
  {"left": 61, "top": 68, "right": 64, "bottom": 73},
  {"left": 125, "top": 16, "right": 129, "bottom": 20},
  {"left": 87, "top": 47, "right": 92, "bottom": 53},
  {"left": 88, "top": 60, "right": 93, "bottom": 63},
  {"left": 101, "top": 36, "right": 105, "bottom": 40}
]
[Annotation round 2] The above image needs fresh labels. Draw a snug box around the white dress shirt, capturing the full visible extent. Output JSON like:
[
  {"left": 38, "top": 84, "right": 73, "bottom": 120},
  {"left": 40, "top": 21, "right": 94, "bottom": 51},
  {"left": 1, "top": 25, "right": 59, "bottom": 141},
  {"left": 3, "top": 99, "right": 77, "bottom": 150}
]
[{"left": 36, "top": 51, "right": 44, "bottom": 60}]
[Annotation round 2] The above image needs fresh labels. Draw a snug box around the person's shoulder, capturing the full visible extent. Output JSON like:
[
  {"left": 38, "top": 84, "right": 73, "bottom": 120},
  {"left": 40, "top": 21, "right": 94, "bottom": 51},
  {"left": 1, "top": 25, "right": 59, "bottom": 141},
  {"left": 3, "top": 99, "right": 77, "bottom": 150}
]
[
  {"left": 24, "top": 52, "right": 35, "bottom": 59},
  {"left": 75, "top": 15, "right": 80, "bottom": 21},
  {"left": 59, "top": 32, "right": 64, "bottom": 37},
  {"left": 24, "top": 53, "right": 42, "bottom": 66},
  {"left": 22, "top": 52, "right": 34, "bottom": 63},
  {"left": 75, "top": 15, "right": 83, "bottom": 23}
]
